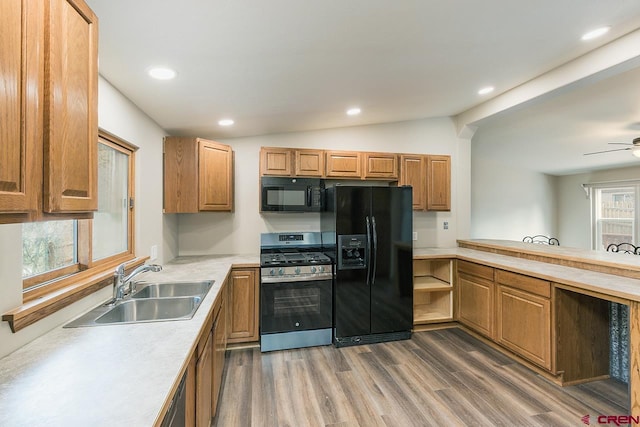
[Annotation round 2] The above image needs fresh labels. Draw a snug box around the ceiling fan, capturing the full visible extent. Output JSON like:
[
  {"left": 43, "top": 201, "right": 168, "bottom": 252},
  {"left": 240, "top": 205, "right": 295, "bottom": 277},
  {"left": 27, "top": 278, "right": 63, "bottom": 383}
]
[{"left": 584, "top": 137, "right": 640, "bottom": 157}]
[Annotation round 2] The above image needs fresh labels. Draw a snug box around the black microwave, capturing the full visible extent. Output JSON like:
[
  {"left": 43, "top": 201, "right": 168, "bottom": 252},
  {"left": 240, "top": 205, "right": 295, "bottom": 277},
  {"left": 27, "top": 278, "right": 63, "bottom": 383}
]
[{"left": 261, "top": 177, "right": 324, "bottom": 212}]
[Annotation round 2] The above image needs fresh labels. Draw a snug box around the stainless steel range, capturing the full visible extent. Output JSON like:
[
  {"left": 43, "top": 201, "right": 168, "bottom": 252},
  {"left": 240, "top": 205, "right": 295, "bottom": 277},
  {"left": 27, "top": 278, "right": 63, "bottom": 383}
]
[{"left": 260, "top": 232, "right": 333, "bottom": 352}]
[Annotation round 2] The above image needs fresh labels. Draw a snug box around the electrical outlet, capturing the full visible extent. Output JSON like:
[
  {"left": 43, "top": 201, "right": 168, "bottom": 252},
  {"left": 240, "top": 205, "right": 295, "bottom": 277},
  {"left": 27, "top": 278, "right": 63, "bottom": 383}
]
[
  {"left": 443, "top": 221, "right": 449, "bottom": 230},
  {"left": 150, "top": 245, "right": 158, "bottom": 260},
  {"left": 412, "top": 232, "right": 418, "bottom": 241}
]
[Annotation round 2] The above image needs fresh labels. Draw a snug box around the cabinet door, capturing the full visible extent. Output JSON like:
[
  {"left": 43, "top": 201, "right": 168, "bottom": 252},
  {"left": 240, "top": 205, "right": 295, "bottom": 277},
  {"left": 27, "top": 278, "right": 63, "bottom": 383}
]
[
  {"left": 426, "top": 155, "right": 450, "bottom": 211},
  {"left": 294, "top": 149, "right": 324, "bottom": 177},
  {"left": 163, "top": 137, "right": 199, "bottom": 213},
  {"left": 325, "top": 150, "right": 362, "bottom": 178},
  {"left": 212, "top": 294, "right": 227, "bottom": 417},
  {"left": 400, "top": 154, "right": 426, "bottom": 210},
  {"left": 43, "top": 0, "right": 98, "bottom": 213},
  {"left": 199, "top": 139, "right": 233, "bottom": 211},
  {"left": 228, "top": 269, "right": 259, "bottom": 343},
  {"left": 185, "top": 353, "right": 197, "bottom": 427},
  {"left": 0, "top": 0, "right": 42, "bottom": 217},
  {"left": 196, "top": 330, "right": 213, "bottom": 427},
  {"left": 497, "top": 285, "right": 551, "bottom": 370},
  {"left": 458, "top": 272, "right": 494, "bottom": 338},
  {"left": 261, "top": 147, "right": 292, "bottom": 176},
  {"left": 363, "top": 152, "right": 398, "bottom": 179}
]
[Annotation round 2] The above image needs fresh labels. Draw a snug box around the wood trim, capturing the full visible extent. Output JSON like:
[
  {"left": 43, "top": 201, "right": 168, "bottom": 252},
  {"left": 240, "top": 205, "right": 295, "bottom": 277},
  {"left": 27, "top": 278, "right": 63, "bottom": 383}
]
[
  {"left": 4, "top": 257, "right": 148, "bottom": 332},
  {"left": 630, "top": 301, "right": 640, "bottom": 416},
  {"left": 23, "top": 264, "right": 81, "bottom": 291}
]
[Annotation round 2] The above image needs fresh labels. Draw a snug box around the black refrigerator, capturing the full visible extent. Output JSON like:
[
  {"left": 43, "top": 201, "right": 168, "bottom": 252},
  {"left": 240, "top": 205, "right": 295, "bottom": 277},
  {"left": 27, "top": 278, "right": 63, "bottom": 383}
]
[{"left": 321, "top": 185, "right": 413, "bottom": 347}]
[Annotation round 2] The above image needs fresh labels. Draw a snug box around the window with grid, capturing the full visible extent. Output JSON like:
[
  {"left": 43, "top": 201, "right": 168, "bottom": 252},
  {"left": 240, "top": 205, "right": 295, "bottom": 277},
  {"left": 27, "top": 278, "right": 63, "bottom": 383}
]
[
  {"left": 22, "top": 132, "right": 136, "bottom": 296},
  {"left": 591, "top": 183, "right": 640, "bottom": 250}
]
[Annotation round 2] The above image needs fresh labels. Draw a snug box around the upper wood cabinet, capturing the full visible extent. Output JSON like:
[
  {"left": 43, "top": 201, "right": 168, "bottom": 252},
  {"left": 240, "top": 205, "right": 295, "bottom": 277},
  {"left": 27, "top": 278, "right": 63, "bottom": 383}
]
[
  {"left": 325, "top": 150, "right": 361, "bottom": 178},
  {"left": 0, "top": 0, "right": 98, "bottom": 221},
  {"left": 363, "top": 152, "right": 398, "bottom": 180},
  {"left": 260, "top": 147, "right": 325, "bottom": 177},
  {"left": 400, "top": 154, "right": 451, "bottom": 211},
  {"left": 0, "top": 0, "right": 42, "bottom": 218},
  {"left": 426, "top": 155, "right": 451, "bottom": 211},
  {"left": 295, "top": 149, "right": 324, "bottom": 177},
  {"left": 44, "top": 0, "right": 98, "bottom": 213},
  {"left": 400, "top": 154, "right": 426, "bottom": 210},
  {"left": 164, "top": 137, "right": 234, "bottom": 213},
  {"left": 260, "top": 147, "right": 293, "bottom": 176}
]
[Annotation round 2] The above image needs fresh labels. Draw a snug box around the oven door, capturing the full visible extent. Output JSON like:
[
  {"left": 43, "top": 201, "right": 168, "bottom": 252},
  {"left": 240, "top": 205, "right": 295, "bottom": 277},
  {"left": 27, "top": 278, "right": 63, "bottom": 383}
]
[{"left": 260, "top": 279, "right": 332, "bottom": 334}]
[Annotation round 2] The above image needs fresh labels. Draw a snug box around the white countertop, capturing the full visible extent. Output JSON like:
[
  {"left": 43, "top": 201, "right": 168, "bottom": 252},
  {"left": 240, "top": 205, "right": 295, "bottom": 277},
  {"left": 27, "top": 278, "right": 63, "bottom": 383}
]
[
  {"left": 0, "top": 255, "right": 258, "bottom": 427},
  {"left": 415, "top": 245, "right": 640, "bottom": 303},
  {"left": 3, "top": 244, "right": 640, "bottom": 426}
]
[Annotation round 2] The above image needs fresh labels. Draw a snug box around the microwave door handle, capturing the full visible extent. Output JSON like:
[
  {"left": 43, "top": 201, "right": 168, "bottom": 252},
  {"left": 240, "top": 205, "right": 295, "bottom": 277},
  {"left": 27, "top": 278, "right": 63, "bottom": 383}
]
[
  {"left": 366, "top": 216, "right": 372, "bottom": 286},
  {"left": 371, "top": 215, "right": 377, "bottom": 286},
  {"left": 307, "top": 187, "right": 312, "bottom": 207}
]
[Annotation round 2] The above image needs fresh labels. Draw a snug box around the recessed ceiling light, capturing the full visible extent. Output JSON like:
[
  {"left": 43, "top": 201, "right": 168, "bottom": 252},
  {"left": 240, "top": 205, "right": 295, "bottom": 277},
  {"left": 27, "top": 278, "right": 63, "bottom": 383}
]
[
  {"left": 218, "top": 119, "right": 234, "bottom": 126},
  {"left": 478, "top": 86, "right": 494, "bottom": 95},
  {"left": 581, "top": 26, "right": 610, "bottom": 41},
  {"left": 147, "top": 67, "right": 177, "bottom": 80},
  {"left": 346, "top": 107, "right": 361, "bottom": 116}
]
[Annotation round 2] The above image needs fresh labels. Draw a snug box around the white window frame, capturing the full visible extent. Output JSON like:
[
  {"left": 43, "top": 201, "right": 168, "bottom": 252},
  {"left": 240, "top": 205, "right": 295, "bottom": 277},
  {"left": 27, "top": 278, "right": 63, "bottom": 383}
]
[{"left": 588, "top": 181, "right": 640, "bottom": 250}]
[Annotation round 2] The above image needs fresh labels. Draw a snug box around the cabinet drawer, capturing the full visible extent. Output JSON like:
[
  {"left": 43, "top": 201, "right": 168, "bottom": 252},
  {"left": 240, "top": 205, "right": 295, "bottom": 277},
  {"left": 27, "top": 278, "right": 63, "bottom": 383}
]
[
  {"left": 496, "top": 270, "right": 550, "bottom": 298},
  {"left": 457, "top": 260, "right": 494, "bottom": 281}
]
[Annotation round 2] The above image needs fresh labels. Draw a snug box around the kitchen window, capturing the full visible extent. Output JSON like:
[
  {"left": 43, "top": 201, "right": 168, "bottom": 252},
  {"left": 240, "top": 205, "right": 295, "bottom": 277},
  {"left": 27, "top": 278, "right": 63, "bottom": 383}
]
[
  {"left": 21, "top": 131, "right": 136, "bottom": 300},
  {"left": 590, "top": 182, "right": 640, "bottom": 250}
]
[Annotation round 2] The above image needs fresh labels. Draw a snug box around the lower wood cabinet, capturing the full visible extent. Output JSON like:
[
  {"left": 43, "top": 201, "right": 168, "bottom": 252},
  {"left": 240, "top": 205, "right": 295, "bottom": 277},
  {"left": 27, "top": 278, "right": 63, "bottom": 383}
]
[
  {"left": 195, "top": 330, "right": 214, "bottom": 427},
  {"left": 495, "top": 270, "right": 552, "bottom": 370},
  {"left": 228, "top": 268, "right": 259, "bottom": 344},
  {"left": 185, "top": 277, "right": 228, "bottom": 426},
  {"left": 457, "top": 261, "right": 495, "bottom": 339},
  {"left": 212, "top": 290, "right": 227, "bottom": 417},
  {"left": 496, "top": 285, "right": 552, "bottom": 370},
  {"left": 413, "top": 258, "right": 453, "bottom": 324}
]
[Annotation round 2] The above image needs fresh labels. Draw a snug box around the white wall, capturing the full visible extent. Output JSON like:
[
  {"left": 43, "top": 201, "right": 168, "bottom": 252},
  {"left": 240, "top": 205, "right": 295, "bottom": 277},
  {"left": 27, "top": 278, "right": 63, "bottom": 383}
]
[
  {"left": 470, "top": 144, "right": 558, "bottom": 241},
  {"left": 178, "top": 117, "right": 471, "bottom": 255},
  {"left": 557, "top": 165, "right": 640, "bottom": 249},
  {"left": 0, "top": 76, "right": 172, "bottom": 359}
]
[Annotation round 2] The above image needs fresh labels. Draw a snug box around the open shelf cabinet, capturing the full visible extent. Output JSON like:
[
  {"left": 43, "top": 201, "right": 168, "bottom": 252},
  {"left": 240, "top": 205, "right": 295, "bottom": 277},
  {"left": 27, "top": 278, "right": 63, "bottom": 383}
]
[{"left": 413, "top": 258, "right": 453, "bottom": 324}]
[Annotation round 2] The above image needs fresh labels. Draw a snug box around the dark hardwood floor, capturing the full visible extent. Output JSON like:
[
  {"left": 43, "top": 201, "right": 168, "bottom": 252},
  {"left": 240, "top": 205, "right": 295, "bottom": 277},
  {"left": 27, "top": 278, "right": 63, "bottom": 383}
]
[{"left": 214, "top": 328, "right": 628, "bottom": 426}]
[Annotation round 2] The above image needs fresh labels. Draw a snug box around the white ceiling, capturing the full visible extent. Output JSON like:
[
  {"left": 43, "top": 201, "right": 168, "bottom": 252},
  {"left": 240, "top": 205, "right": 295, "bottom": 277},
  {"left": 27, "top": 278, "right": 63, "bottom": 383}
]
[{"left": 87, "top": 0, "right": 640, "bottom": 174}]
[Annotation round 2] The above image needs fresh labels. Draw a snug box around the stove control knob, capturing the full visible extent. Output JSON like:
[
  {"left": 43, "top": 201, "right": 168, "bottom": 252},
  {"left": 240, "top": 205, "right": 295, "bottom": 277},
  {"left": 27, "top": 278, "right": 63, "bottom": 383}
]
[
  {"left": 269, "top": 268, "right": 275, "bottom": 276},
  {"left": 295, "top": 267, "right": 301, "bottom": 274},
  {"left": 278, "top": 268, "right": 284, "bottom": 275},
  {"left": 311, "top": 266, "right": 317, "bottom": 273},
  {"left": 319, "top": 266, "right": 325, "bottom": 273}
]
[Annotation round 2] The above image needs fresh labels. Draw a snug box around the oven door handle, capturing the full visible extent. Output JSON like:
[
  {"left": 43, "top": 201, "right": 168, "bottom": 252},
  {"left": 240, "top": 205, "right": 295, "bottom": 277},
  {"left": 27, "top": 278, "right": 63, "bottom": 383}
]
[{"left": 366, "top": 216, "right": 372, "bottom": 286}]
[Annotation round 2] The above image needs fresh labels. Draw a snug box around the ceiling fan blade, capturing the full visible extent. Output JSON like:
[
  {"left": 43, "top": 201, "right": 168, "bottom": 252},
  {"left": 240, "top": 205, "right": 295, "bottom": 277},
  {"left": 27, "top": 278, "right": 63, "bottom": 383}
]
[
  {"left": 607, "top": 142, "right": 633, "bottom": 145},
  {"left": 583, "top": 147, "right": 632, "bottom": 156}
]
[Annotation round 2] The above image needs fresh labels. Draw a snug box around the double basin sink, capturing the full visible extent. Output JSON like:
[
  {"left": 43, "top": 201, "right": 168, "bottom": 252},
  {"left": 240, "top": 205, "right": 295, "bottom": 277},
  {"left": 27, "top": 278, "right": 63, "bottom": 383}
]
[{"left": 65, "top": 281, "right": 213, "bottom": 327}]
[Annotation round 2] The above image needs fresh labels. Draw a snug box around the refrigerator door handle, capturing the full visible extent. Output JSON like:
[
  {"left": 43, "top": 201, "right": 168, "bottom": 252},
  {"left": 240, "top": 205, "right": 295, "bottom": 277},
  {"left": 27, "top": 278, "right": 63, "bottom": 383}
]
[
  {"left": 371, "top": 215, "right": 378, "bottom": 285},
  {"left": 366, "top": 216, "right": 372, "bottom": 285}
]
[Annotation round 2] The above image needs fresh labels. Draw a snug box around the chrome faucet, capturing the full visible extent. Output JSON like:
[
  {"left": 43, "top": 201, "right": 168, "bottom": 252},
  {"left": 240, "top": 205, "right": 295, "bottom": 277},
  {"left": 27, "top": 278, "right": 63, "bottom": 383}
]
[{"left": 111, "top": 263, "right": 163, "bottom": 303}]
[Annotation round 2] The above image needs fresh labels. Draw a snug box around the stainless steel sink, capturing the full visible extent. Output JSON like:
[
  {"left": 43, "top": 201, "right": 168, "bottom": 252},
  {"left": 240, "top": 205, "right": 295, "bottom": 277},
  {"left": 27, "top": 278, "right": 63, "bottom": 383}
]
[
  {"left": 94, "top": 297, "right": 202, "bottom": 324},
  {"left": 132, "top": 280, "right": 213, "bottom": 299},
  {"left": 64, "top": 282, "right": 212, "bottom": 328}
]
